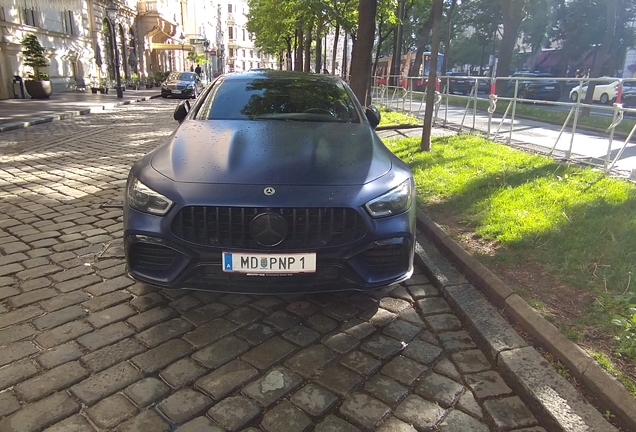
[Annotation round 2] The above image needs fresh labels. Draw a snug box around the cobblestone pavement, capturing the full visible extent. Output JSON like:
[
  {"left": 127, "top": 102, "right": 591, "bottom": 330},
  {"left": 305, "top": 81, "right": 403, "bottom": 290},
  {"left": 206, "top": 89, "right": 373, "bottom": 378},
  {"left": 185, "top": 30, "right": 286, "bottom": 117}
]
[{"left": 0, "top": 100, "right": 546, "bottom": 432}]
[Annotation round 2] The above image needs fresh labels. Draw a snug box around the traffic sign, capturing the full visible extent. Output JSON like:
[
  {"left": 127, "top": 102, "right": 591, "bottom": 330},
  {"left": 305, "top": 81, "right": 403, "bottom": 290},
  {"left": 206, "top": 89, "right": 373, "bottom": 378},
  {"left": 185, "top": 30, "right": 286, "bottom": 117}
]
[
  {"left": 209, "top": 50, "right": 217, "bottom": 56},
  {"left": 190, "top": 38, "right": 207, "bottom": 45}
]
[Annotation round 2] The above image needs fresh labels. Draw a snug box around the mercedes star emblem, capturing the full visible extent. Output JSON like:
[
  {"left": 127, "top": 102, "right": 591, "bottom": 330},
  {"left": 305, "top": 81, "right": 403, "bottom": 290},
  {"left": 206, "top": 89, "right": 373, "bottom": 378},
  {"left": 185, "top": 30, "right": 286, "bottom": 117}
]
[
  {"left": 264, "top": 187, "right": 275, "bottom": 196},
  {"left": 250, "top": 212, "right": 288, "bottom": 247}
]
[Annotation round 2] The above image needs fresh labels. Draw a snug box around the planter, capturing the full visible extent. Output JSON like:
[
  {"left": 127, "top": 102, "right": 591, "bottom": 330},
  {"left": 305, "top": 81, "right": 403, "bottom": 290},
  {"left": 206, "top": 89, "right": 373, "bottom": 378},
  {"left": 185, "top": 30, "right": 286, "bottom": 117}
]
[
  {"left": 98, "top": 87, "right": 109, "bottom": 94},
  {"left": 24, "top": 80, "right": 52, "bottom": 99},
  {"left": 90, "top": 87, "right": 99, "bottom": 94}
]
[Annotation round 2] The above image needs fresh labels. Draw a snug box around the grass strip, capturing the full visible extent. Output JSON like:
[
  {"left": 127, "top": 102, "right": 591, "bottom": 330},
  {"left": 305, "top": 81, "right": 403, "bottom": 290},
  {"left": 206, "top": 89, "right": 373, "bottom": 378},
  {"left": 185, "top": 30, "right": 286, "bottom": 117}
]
[{"left": 383, "top": 132, "right": 636, "bottom": 380}]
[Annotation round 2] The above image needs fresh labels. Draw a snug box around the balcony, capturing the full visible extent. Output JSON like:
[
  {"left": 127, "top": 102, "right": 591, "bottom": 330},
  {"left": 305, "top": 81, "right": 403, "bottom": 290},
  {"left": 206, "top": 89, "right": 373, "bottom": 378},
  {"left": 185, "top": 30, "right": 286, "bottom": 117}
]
[{"left": 137, "top": 0, "right": 174, "bottom": 20}]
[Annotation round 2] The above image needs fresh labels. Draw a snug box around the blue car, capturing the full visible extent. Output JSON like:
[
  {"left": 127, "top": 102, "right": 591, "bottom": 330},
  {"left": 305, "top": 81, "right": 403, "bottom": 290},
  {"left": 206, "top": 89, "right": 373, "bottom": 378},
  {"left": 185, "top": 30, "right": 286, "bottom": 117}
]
[{"left": 124, "top": 70, "right": 416, "bottom": 294}]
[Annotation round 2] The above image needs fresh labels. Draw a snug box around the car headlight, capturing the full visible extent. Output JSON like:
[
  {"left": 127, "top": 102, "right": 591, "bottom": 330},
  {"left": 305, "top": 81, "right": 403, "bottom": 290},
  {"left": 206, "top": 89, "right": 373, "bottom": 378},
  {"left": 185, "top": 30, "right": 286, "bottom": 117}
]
[
  {"left": 365, "top": 180, "right": 412, "bottom": 218},
  {"left": 186, "top": 84, "right": 193, "bottom": 89},
  {"left": 127, "top": 177, "right": 173, "bottom": 215}
]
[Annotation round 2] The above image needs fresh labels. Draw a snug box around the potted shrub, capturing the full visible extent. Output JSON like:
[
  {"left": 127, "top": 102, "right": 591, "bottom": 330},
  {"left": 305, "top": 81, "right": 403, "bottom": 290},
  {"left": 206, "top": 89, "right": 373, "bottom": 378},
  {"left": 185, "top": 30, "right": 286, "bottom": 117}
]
[
  {"left": 145, "top": 76, "right": 154, "bottom": 89},
  {"left": 21, "top": 34, "right": 52, "bottom": 99},
  {"left": 130, "top": 73, "right": 139, "bottom": 90},
  {"left": 98, "top": 78, "right": 109, "bottom": 94},
  {"left": 154, "top": 71, "right": 166, "bottom": 87}
]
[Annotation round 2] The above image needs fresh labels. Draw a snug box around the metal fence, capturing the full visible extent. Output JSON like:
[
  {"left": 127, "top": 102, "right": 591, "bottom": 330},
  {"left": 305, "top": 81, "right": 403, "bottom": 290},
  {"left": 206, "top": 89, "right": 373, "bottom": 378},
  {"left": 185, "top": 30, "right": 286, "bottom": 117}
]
[{"left": 371, "top": 74, "right": 636, "bottom": 177}]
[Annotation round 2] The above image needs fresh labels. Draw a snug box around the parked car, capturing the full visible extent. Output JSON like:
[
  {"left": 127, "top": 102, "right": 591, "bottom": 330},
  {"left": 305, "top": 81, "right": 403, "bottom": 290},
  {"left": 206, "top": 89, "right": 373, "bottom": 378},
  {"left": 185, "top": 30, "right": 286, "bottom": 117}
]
[
  {"left": 411, "top": 76, "right": 441, "bottom": 93},
  {"left": 502, "top": 72, "right": 561, "bottom": 101},
  {"left": 161, "top": 72, "right": 203, "bottom": 99},
  {"left": 569, "top": 78, "right": 619, "bottom": 104},
  {"left": 618, "top": 82, "right": 636, "bottom": 107},
  {"left": 443, "top": 72, "right": 472, "bottom": 95},
  {"left": 124, "top": 70, "right": 416, "bottom": 293}
]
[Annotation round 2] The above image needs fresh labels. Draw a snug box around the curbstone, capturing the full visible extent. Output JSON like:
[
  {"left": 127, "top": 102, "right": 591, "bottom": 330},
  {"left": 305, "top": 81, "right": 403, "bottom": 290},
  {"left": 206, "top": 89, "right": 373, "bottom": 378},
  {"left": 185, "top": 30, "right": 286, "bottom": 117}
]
[{"left": 415, "top": 211, "right": 636, "bottom": 431}]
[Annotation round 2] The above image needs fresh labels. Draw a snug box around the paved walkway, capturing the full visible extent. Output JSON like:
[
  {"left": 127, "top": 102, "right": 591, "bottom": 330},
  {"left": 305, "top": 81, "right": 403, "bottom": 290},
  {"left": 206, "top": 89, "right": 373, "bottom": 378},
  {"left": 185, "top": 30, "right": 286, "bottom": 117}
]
[
  {"left": 0, "top": 89, "right": 161, "bottom": 131},
  {"left": 0, "top": 100, "right": 547, "bottom": 431}
]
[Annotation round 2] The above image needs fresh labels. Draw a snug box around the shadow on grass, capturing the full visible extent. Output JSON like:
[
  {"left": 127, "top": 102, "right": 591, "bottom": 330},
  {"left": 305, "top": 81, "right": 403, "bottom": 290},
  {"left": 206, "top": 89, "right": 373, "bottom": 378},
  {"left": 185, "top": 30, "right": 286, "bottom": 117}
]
[{"left": 393, "top": 135, "right": 636, "bottom": 297}]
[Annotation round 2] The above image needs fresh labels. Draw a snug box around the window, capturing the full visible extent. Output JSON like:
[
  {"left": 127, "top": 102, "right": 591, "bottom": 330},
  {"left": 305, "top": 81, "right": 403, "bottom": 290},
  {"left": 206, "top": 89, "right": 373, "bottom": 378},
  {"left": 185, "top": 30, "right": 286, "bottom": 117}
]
[
  {"left": 0, "top": 7, "right": 5, "bottom": 21},
  {"left": 249, "top": 50, "right": 253, "bottom": 58},
  {"left": 257, "top": 51, "right": 261, "bottom": 59},
  {"left": 23, "top": 8, "right": 37, "bottom": 27},
  {"left": 242, "top": 61, "right": 245, "bottom": 70},
  {"left": 229, "top": 48, "right": 234, "bottom": 57},
  {"left": 249, "top": 62, "right": 252, "bottom": 69},
  {"left": 242, "top": 49, "right": 245, "bottom": 57},
  {"left": 228, "top": 26, "right": 234, "bottom": 40},
  {"left": 197, "top": 77, "right": 359, "bottom": 122},
  {"left": 62, "top": 10, "right": 74, "bottom": 35},
  {"left": 242, "top": 29, "right": 245, "bottom": 41},
  {"left": 228, "top": 4, "right": 232, "bottom": 13}
]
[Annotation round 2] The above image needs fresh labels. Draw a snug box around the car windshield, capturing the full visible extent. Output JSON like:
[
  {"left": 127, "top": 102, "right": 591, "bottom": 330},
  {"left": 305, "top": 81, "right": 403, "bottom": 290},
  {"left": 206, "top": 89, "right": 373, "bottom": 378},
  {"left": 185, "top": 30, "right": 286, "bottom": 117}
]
[
  {"left": 170, "top": 72, "right": 195, "bottom": 81},
  {"left": 197, "top": 77, "right": 360, "bottom": 122}
]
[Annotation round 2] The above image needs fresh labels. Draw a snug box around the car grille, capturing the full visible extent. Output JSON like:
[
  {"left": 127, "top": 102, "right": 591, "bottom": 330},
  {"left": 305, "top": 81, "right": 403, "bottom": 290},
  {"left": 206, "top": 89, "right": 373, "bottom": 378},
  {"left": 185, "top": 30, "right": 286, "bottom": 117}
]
[
  {"left": 129, "top": 243, "right": 179, "bottom": 271},
  {"left": 362, "top": 244, "right": 410, "bottom": 272},
  {"left": 172, "top": 206, "right": 366, "bottom": 249}
]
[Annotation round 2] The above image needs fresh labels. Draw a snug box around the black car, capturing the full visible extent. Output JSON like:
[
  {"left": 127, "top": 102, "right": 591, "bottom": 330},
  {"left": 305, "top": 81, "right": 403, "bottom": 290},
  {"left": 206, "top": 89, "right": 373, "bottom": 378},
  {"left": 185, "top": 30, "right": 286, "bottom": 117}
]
[
  {"left": 503, "top": 72, "right": 561, "bottom": 101},
  {"left": 161, "top": 72, "right": 203, "bottom": 99},
  {"left": 443, "top": 72, "right": 473, "bottom": 95},
  {"left": 124, "top": 70, "right": 416, "bottom": 294}
]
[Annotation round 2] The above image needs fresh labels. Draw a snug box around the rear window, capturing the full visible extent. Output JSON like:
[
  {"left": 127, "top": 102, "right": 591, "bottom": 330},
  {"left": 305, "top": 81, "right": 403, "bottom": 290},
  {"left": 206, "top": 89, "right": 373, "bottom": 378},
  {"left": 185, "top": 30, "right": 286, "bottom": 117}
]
[{"left": 196, "top": 77, "right": 360, "bottom": 122}]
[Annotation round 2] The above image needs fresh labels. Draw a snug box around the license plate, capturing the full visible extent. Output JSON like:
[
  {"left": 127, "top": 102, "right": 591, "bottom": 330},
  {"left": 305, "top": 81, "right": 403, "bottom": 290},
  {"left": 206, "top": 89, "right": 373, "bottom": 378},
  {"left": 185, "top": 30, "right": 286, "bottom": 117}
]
[
  {"left": 223, "top": 252, "right": 316, "bottom": 273},
  {"left": 172, "top": 90, "right": 181, "bottom": 94},
  {"left": 545, "top": 86, "right": 554, "bottom": 90}
]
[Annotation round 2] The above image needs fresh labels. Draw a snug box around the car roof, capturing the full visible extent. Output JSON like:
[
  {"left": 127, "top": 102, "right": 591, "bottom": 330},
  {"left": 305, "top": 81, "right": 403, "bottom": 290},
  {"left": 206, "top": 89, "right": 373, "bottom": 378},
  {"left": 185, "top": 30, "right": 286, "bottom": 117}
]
[{"left": 221, "top": 70, "right": 344, "bottom": 85}]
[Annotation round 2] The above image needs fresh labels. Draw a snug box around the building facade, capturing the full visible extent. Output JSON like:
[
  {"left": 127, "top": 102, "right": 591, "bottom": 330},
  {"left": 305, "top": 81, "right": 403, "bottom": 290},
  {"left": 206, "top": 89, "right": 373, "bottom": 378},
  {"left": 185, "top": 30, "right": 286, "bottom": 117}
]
[{"left": 0, "top": 0, "right": 280, "bottom": 100}]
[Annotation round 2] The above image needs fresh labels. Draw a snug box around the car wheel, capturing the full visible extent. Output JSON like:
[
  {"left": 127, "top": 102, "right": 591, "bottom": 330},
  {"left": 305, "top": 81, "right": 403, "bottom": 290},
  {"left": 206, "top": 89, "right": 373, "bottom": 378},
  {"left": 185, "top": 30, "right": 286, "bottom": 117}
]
[
  {"left": 570, "top": 92, "right": 578, "bottom": 102},
  {"left": 600, "top": 93, "right": 609, "bottom": 104}
]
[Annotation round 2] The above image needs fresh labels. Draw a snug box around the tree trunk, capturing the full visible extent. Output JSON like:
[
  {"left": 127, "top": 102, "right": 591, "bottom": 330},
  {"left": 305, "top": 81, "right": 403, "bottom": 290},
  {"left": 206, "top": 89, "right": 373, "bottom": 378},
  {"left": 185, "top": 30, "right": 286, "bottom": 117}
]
[
  {"left": 421, "top": 0, "right": 443, "bottom": 151},
  {"left": 286, "top": 37, "right": 293, "bottom": 70},
  {"left": 582, "top": 0, "right": 617, "bottom": 116},
  {"left": 316, "top": 23, "right": 323, "bottom": 73},
  {"left": 304, "top": 22, "right": 313, "bottom": 72},
  {"left": 496, "top": 0, "right": 526, "bottom": 93},
  {"left": 409, "top": 13, "right": 434, "bottom": 77},
  {"left": 441, "top": 0, "right": 457, "bottom": 74},
  {"left": 332, "top": 24, "right": 340, "bottom": 74},
  {"left": 342, "top": 34, "right": 348, "bottom": 78},
  {"left": 295, "top": 28, "right": 304, "bottom": 71},
  {"left": 349, "top": 0, "right": 378, "bottom": 105}
]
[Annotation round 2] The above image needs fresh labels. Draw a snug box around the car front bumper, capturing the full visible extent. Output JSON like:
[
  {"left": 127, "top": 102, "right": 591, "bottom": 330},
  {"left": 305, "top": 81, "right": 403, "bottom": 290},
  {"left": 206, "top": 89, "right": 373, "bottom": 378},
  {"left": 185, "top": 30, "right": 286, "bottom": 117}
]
[
  {"left": 124, "top": 203, "right": 416, "bottom": 294},
  {"left": 161, "top": 87, "right": 194, "bottom": 98}
]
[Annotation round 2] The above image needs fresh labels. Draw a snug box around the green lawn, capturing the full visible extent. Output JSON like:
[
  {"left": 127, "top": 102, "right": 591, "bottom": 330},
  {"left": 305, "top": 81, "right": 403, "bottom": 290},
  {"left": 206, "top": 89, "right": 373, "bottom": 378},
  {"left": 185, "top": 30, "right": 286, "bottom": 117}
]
[{"left": 381, "top": 129, "right": 636, "bottom": 394}]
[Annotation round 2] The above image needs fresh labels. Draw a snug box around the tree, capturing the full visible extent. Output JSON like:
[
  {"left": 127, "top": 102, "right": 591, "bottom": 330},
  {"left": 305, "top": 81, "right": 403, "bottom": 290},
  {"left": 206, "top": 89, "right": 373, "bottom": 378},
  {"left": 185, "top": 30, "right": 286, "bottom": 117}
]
[
  {"left": 421, "top": 0, "right": 443, "bottom": 151},
  {"left": 21, "top": 34, "right": 48, "bottom": 81},
  {"left": 349, "top": 0, "right": 378, "bottom": 104},
  {"left": 496, "top": 0, "right": 526, "bottom": 92},
  {"left": 582, "top": 0, "right": 617, "bottom": 116}
]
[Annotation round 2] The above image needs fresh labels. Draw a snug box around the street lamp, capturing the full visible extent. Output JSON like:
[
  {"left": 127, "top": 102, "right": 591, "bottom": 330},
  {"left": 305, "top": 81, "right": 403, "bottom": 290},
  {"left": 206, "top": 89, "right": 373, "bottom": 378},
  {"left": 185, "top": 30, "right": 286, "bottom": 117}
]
[
  {"left": 106, "top": 0, "right": 123, "bottom": 99},
  {"left": 179, "top": 33, "right": 186, "bottom": 71}
]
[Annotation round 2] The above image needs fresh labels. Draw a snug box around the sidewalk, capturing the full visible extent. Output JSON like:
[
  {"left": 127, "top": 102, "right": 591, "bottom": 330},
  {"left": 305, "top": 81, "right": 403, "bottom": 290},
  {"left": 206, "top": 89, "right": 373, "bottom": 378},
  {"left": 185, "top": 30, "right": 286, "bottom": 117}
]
[{"left": 0, "top": 88, "right": 161, "bottom": 132}]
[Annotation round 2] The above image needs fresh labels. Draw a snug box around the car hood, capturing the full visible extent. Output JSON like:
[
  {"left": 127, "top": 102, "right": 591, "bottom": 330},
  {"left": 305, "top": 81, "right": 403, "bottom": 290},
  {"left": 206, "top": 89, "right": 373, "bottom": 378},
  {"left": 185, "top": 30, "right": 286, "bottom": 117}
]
[{"left": 150, "top": 120, "right": 392, "bottom": 185}]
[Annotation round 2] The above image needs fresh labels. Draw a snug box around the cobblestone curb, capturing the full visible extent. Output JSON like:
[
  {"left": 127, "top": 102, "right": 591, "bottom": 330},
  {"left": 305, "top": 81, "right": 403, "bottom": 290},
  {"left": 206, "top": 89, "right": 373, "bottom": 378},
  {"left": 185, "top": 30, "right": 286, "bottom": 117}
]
[
  {"left": 415, "top": 208, "right": 636, "bottom": 432},
  {"left": 0, "top": 94, "right": 161, "bottom": 133}
]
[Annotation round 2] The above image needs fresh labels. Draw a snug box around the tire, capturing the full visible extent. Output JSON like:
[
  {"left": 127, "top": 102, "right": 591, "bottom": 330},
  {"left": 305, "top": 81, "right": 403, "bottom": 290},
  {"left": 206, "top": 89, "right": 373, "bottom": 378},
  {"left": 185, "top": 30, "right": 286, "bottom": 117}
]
[
  {"left": 600, "top": 93, "right": 609, "bottom": 104},
  {"left": 570, "top": 92, "right": 578, "bottom": 102}
]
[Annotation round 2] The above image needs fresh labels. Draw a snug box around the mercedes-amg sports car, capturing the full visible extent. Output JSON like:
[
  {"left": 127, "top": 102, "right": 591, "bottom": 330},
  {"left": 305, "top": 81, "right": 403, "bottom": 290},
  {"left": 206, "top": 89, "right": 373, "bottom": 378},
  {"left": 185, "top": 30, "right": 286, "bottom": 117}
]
[{"left": 124, "top": 70, "right": 416, "bottom": 294}]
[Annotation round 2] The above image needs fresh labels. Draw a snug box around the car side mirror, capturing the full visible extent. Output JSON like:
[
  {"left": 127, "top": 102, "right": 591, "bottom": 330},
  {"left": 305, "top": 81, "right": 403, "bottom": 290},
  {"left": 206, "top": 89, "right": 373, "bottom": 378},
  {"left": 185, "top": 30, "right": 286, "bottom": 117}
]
[
  {"left": 365, "top": 106, "right": 381, "bottom": 129},
  {"left": 173, "top": 100, "right": 190, "bottom": 123}
]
